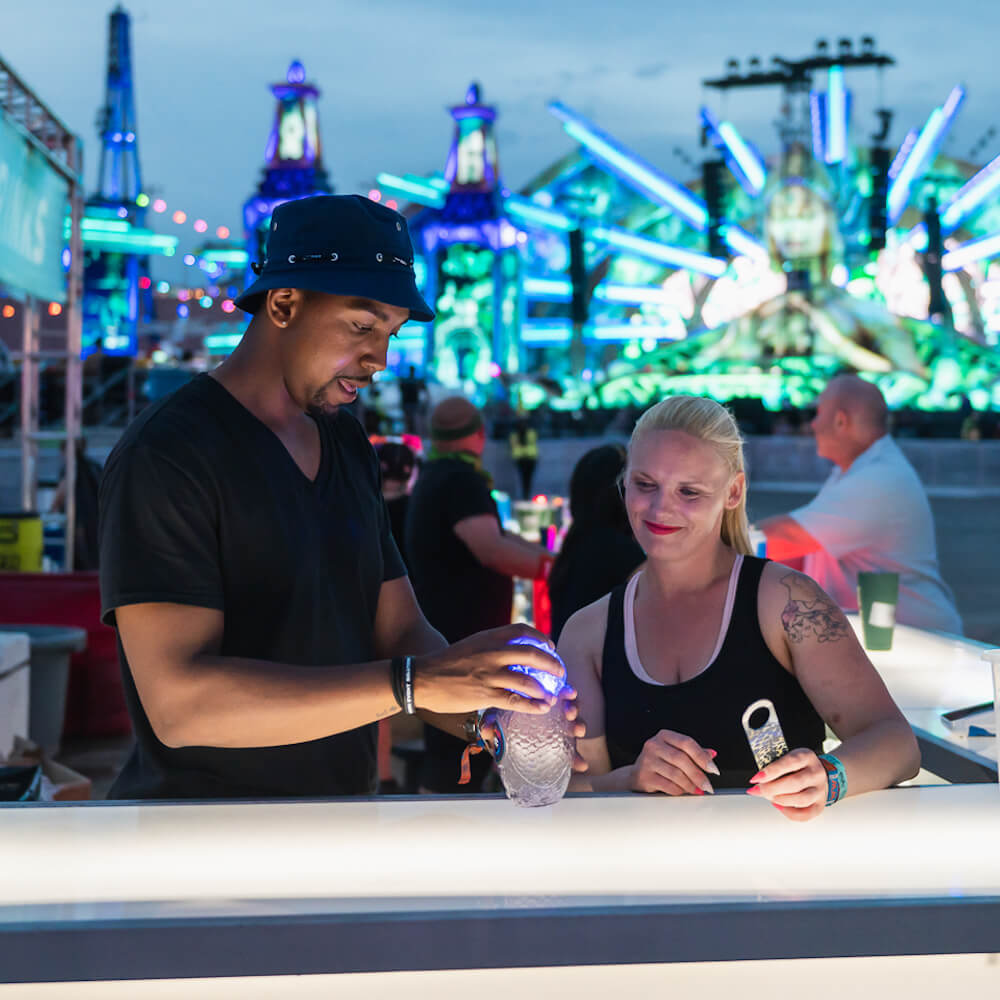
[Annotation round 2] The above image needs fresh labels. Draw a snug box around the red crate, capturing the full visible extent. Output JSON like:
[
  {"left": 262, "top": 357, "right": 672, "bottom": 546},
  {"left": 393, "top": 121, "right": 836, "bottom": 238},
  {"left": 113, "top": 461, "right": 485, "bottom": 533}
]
[{"left": 0, "top": 573, "right": 130, "bottom": 740}]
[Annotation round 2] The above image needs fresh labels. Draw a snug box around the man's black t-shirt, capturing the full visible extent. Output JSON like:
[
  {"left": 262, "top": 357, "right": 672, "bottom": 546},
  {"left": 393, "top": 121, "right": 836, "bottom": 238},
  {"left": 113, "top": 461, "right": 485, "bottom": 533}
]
[
  {"left": 405, "top": 457, "right": 512, "bottom": 643},
  {"left": 98, "top": 374, "right": 405, "bottom": 800}
]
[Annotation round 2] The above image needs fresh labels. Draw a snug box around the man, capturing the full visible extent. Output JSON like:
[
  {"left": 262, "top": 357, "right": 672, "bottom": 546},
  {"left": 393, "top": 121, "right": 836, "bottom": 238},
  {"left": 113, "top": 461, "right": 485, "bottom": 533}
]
[
  {"left": 98, "top": 195, "right": 568, "bottom": 800},
  {"left": 760, "top": 374, "right": 962, "bottom": 634},
  {"left": 407, "top": 396, "right": 555, "bottom": 791},
  {"left": 508, "top": 412, "right": 539, "bottom": 500}
]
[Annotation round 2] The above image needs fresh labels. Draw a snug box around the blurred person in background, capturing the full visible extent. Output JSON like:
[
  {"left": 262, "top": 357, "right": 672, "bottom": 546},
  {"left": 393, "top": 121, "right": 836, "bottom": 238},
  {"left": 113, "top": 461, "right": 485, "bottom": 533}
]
[
  {"left": 407, "top": 396, "right": 554, "bottom": 792},
  {"left": 375, "top": 440, "right": 417, "bottom": 569},
  {"left": 759, "top": 374, "right": 961, "bottom": 634},
  {"left": 398, "top": 365, "right": 428, "bottom": 436},
  {"left": 547, "top": 444, "right": 644, "bottom": 642},
  {"left": 51, "top": 436, "right": 103, "bottom": 571},
  {"left": 508, "top": 413, "right": 539, "bottom": 499}
]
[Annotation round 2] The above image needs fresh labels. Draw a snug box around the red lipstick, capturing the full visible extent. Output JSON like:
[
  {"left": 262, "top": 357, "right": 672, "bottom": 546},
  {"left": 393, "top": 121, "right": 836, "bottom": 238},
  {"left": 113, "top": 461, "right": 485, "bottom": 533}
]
[{"left": 644, "top": 521, "right": 681, "bottom": 536}]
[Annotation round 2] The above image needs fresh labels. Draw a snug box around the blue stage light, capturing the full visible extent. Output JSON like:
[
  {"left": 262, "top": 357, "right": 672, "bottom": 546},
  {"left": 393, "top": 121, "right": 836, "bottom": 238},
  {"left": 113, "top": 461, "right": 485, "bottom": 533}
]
[
  {"left": 591, "top": 226, "right": 726, "bottom": 277},
  {"left": 888, "top": 86, "right": 966, "bottom": 225},
  {"left": 942, "top": 231, "right": 1000, "bottom": 272},
  {"left": 550, "top": 102, "right": 707, "bottom": 230},
  {"left": 825, "top": 67, "right": 848, "bottom": 165}
]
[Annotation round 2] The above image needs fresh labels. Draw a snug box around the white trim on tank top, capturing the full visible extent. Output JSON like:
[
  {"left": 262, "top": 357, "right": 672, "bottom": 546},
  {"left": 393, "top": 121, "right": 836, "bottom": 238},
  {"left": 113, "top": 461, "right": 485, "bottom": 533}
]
[{"left": 623, "top": 554, "right": 744, "bottom": 686}]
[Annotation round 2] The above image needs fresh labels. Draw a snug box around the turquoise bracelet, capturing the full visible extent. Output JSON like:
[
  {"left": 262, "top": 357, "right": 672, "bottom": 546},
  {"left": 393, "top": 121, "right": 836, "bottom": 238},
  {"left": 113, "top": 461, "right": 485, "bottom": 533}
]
[{"left": 818, "top": 753, "right": 847, "bottom": 806}]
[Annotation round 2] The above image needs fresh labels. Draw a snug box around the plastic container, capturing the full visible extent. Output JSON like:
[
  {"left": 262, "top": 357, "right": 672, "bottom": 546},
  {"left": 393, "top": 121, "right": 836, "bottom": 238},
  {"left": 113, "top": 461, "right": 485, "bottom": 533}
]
[
  {"left": 0, "top": 512, "right": 43, "bottom": 572},
  {"left": 0, "top": 625, "right": 87, "bottom": 755},
  {"left": 496, "top": 638, "right": 573, "bottom": 808}
]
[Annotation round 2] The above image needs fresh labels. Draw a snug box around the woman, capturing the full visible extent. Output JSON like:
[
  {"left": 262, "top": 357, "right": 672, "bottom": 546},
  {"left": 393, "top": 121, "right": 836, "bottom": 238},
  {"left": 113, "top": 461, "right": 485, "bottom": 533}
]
[
  {"left": 558, "top": 395, "right": 918, "bottom": 821},
  {"left": 548, "top": 444, "right": 645, "bottom": 642}
]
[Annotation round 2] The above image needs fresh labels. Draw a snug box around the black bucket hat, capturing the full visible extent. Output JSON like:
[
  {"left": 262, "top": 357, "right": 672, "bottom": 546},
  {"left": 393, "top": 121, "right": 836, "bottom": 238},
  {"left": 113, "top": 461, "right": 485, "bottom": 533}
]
[{"left": 234, "top": 194, "right": 434, "bottom": 322}]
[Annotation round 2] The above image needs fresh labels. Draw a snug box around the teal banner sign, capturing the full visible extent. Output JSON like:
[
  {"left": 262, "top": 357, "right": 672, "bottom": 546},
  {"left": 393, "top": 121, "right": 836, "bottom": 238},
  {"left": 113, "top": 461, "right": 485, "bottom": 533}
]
[{"left": 0, "top": 112, "right": 70, "bottom": 303}]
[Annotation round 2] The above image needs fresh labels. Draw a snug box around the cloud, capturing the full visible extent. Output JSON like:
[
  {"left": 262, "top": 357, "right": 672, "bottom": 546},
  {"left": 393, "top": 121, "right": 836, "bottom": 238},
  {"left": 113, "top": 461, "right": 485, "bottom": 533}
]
[{"left": 634, "top": 62, "right": 670, "bottom": 80}]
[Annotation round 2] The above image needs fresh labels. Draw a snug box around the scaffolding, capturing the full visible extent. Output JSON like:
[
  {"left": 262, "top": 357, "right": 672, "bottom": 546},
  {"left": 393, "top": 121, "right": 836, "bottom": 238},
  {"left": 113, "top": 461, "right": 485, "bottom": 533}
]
[{"left": 1, "top": 54, "right": 84, "bottom": 569}]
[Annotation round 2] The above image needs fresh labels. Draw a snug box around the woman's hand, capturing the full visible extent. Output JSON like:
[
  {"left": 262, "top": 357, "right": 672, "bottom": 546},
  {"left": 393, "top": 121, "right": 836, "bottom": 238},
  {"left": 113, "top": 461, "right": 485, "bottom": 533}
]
[
  {"left": 747, "top": 748, "right": 827, "bottom": 821},
  {"left": 630, "top": 730, "right": 719, "bottom": 796}
]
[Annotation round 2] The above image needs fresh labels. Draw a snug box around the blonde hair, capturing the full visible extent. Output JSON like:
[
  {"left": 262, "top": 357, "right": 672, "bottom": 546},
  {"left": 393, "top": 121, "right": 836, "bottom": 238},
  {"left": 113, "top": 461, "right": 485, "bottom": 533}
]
[{"left": 628, "top": 395, "right": 753, "bottom": 556}]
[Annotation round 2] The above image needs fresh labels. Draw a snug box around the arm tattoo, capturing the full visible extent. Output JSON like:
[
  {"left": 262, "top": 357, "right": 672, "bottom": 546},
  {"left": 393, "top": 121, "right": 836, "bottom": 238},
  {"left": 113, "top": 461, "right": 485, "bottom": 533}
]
[{"left": 779, "top": 572, "right": 850, "bottom": 644}]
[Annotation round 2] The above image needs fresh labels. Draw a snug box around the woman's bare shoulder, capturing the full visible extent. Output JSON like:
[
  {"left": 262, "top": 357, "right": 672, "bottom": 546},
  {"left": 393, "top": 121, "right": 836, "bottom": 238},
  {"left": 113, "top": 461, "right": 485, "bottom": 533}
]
[
  {"left": 557, "top": 593, "right": 612, "bottom": 682},
  {"left": 562, "top": 592, "right": 612, "bottom": 637}
]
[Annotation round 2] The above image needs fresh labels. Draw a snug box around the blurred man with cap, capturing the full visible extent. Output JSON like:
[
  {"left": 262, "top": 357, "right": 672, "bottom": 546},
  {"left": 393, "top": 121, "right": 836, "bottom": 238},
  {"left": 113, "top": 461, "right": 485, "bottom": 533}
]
[
  {"left": 407, "top": 396, "right": 555, "bottom": 792},
  {"left": 760, "top": 374, "right": 961, "bottom": 634},
  {"left": 99, "top": 195, "right": 573, "bottom": 800}
]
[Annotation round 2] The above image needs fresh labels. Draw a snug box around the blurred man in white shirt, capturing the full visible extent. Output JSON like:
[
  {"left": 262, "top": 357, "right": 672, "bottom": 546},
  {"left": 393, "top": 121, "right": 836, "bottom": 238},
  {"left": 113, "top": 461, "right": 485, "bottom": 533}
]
[{"left": 760, "top": 375, "right": 962, "bottom": 634}]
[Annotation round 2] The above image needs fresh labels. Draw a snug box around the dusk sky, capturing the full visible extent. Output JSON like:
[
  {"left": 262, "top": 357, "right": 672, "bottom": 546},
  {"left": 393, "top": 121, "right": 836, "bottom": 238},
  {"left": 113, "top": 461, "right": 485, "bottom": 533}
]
[{"left": 5, "top": 0, "right": 1000, "bottom": 281}]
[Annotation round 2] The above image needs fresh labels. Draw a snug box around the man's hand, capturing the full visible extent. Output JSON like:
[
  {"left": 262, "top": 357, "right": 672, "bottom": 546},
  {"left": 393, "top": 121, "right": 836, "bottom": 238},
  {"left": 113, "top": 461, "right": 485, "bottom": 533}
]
[
  {"left": 746, "top": 748, "right": 827, "bottom": 822},
  {"left": 758, "top": 514, "right": 821, "bottom": 562},
  {"left": 413, "top": 623, "right": 565, "bottom": 715}
]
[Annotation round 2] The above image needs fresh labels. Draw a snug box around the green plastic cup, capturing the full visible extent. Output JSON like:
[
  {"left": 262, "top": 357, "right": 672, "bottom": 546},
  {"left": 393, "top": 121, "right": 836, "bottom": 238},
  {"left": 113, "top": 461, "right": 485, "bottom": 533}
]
[{"left": 857, "top": 571, "right": 899, "bottom": 651}]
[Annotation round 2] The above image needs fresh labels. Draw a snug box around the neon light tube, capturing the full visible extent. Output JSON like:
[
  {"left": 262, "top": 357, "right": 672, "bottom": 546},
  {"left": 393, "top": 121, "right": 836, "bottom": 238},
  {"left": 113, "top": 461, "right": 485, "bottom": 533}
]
[
  {"left": 523, "top": 277, "right": 572, "bottom": 299},
  {"left": 592, "top": 226, "right": 726, "bottom": 277},
  {"left": 199, "top": 249, "right": 249, "bottom": 266},
  {"left": 700, "top": 106, "right": 766, "bottom": 196},
  {"left": 810, "top": 90, "right": 826, "bottom": 162},
  {"left": 80, "top": 232, "right": 179, "bottom": 255},
  {"left": 588, "top": 324, "right": 677, "bottom": 341},
  {"left": 550, "top": 101, "right": 707, "bottom": 230},
  {"left": 942, "top": 231, "right": 1000, "bottom": 272},
  {"left": 204, "top": 333, "right": 244, "bottom": 351},
  {"left": 889, "top": 130, "right": 918, "bottom": 179},
  {"left": 717, "top": 122, "right": 767, "bottom": 194},
  {"left": 408, "top": 174, "right": 450, "bottom": 193},
  {"left": 825, "top": 67, "right": 847, "bottom": 165},
  {"left": 940, "top": 153, "right": 1000, "bottom": 231},
  {"left": 593, "top": 283, "right": 674, "bottom": 305},
  {"left": 521, "top": 323, "right": 572, "bottom": 344},
  {"left": 722, "top": 225, "right": 769, "bottom": 262},
  {"left": 887, "top": 85, "right": 966, "bottom": 225},
  {"left": 375, "top": 173, "right": 446, "bottom": 208},
  {"left": 504, "top": 196, "right": 575, "bottom": 232}
]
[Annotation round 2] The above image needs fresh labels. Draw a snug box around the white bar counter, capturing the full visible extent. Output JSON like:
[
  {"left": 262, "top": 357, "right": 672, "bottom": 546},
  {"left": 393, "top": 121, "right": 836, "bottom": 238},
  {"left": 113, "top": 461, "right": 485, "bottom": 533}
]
[
  {"left": 2, "top": 785, "right": 1000, "bottom": 991},
  {"left": 2, "top": 617, "right": 998, "bottom": 994},
  {"left": 847, "top": 616, "right": 998, "bottom": 781}
]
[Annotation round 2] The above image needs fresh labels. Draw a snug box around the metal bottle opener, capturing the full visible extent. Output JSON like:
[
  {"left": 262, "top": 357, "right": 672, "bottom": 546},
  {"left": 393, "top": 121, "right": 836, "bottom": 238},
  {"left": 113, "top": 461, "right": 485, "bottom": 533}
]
[{"left": 741, "top": 698, "right": 789, "bottom": 769}]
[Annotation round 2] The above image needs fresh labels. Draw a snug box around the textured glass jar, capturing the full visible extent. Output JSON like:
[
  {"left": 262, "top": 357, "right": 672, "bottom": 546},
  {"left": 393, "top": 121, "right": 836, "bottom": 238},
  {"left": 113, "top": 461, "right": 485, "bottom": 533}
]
[{"left": 496, "top": 638, "right": 573, "bottom": 808}]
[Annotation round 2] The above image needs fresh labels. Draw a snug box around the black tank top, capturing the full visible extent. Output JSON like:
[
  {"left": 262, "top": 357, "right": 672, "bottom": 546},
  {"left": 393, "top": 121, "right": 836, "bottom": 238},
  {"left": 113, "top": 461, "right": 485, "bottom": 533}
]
[{"left": 601, "top": 556, "right": 825, "bottom": 789}]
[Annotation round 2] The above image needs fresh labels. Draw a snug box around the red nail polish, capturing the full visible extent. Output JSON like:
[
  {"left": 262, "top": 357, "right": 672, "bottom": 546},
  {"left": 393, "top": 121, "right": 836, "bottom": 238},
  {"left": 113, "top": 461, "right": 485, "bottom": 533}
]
[
  {"left": 745, "top": 786, "right": 761, "bottom": 796},
  {"left": 694, "top": 788, "right": 705, "bottom": 796},
  {"left": 750, "top": 771, "right": 766, "bottom": 783},
  {"left": 708, "top": 749, "right": 718, "bottom": 759}
]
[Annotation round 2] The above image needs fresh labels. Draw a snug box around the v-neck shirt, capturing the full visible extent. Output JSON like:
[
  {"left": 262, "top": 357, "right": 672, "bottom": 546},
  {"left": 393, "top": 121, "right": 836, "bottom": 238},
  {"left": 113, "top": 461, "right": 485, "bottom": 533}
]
[{"left": 99, "top": 373, "right": 405, "bottom": 800}]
